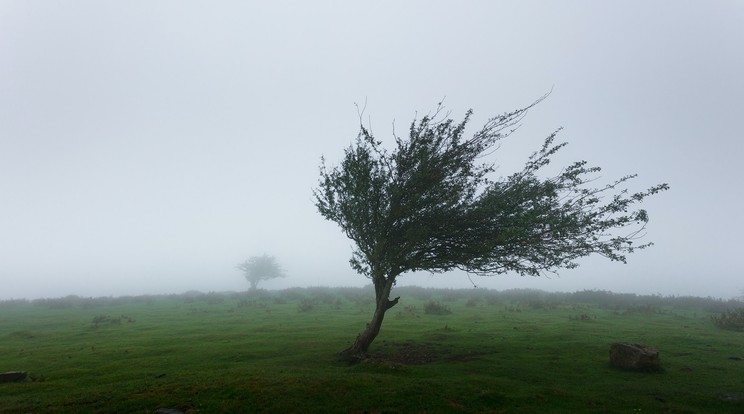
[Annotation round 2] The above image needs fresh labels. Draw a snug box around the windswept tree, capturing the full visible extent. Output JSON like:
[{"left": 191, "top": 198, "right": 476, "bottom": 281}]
[
  {"left": 314, "top": 97, "right": 668, "bottom": 356},
  {"left": 236, "top": 254, "right": 285, "bottom": 291}
]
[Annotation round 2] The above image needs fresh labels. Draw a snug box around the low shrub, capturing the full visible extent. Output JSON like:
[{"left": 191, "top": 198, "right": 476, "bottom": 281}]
[
  {"left": 423, "top": 301, "right": 451, "bottom": 315},
  {"left": 297, "top": 299, "right": 315, "bottom": 313},
  {"left": 711, "top": 308, "right": 744, "bottom": 331}
]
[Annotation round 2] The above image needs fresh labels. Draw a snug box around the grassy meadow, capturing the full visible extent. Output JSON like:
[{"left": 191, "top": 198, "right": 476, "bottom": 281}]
[{"left": 1, "top": 287, "right": 743, "bottom": 413}]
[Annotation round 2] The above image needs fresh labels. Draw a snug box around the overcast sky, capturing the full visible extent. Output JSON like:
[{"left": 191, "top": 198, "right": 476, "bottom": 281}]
[{"left": 1, "top": 1, "right": 742, "bottom": 300}]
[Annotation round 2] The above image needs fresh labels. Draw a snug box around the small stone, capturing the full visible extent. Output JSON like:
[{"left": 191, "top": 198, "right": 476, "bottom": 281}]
[
  {"left": 719, "top": 393, "right": 743, "bottom": 402},
  {"left": 0, "top": 371, "right": 28, "bottom": 383},
  {"left": 155, "top": 409, "right": 184, "bottom": 414},
  {"left": 609, "top": 343, "right": 661, "bottom": 371}
]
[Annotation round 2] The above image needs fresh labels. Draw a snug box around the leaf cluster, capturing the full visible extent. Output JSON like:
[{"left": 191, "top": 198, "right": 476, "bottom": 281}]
[{"left": 314, "top": 98, "right": 668, "bottom": 283}]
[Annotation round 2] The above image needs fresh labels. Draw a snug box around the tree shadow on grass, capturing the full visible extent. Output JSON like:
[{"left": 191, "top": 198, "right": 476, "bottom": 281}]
[{"left": 340, "top": 341, "right": 484, "bottom": 366}]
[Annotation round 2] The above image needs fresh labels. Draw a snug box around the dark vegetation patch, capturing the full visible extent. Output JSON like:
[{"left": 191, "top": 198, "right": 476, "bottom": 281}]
[
  {"left": 383, "top": 341, "right": 441, "bottom": 365},
  {"left": 711, "top": 308, "right": 744, "bottom": 331},
  {"left": 364, "top": 340, "right": 481, "bottom": 365},
  {"left": 423, "top": 300, "right": 452, "bottom": 315}
]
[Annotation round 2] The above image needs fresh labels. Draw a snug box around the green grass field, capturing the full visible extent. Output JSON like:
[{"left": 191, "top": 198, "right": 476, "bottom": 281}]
[{"left": 1, "top": 287, "right": 742, "bottom": 413}]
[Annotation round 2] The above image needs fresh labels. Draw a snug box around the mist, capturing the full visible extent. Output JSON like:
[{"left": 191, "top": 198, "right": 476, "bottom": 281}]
[{"left": 1, "top": 1, "right": 742, "bottom": 300}]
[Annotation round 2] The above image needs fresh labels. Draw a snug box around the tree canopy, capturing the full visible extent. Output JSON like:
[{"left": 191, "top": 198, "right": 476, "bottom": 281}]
[
  {"left": 236, "top": 254, "right": 285, "bottom": 291},
  {"left": 314, "top": 97, "right": 668, "bottom": 356}
]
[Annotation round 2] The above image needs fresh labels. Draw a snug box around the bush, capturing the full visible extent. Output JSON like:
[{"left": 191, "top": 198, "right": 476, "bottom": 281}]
[
  {"left": 423, "top": 301, "right": 451, "bottom": 315},
  {"left": 297, "top": 299, "right": 315, "bottom": 313},
  {"left": 711, "top": 308, "right": 744, "bottom": 331},
  {"left": 465, "top": 298, "right": 479, "bottom": 307}
]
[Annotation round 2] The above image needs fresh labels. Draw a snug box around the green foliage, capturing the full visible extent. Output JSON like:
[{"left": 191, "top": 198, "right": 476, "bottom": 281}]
[
  {"left": 236, "top": 254, "right": 285, "bottom": 290},
  {"left": 711, "top": 308, "right": 744, "bottom": 331},
  {"left": 315, "top": 98, "right": 668, "bottom": 284}
]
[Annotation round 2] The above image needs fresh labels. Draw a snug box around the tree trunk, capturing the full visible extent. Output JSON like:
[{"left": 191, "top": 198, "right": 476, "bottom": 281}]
[{"left": 341, "top": 277, "right": 399, "bottom": 357}]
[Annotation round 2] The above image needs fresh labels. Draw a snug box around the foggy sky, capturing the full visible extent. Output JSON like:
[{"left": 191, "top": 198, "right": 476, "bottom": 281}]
[{"left": 1, "top": 1, "right": 742, "bottom": 300}]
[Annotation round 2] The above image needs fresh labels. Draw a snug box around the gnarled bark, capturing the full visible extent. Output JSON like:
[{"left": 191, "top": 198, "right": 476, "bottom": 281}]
[{"left": 341, "top": 278, "right": 399, "bottom": 357}]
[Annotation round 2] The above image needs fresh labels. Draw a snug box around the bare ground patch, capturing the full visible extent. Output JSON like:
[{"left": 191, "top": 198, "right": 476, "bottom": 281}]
[{"left": 367, "top": 341, "right": 483, "bottom": 365}]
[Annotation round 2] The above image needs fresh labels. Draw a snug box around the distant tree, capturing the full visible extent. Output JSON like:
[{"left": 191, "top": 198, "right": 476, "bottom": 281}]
[
  {"left": 236, "top": 254, "right": 285, "bottom": 291},
  {"left": 314, "top": 97, "right": 668, "bottom": 357}
]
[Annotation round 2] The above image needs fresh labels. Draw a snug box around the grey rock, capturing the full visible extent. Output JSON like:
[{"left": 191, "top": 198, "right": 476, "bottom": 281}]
[
  {"left": 719, "top": 393, "right": 742, "bottom": 402},
  {"left": 0, "top": 371, "right": 28, "bottom": 383},
  {"left": 156, "top": 409, "right": 184, "bottom": 414},
  {"left": 609, "top": 343, "right": 661, "bottom": 371}
]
